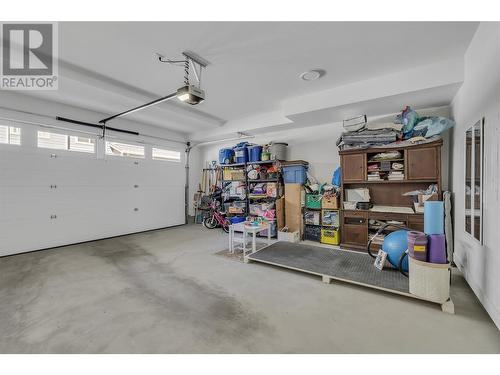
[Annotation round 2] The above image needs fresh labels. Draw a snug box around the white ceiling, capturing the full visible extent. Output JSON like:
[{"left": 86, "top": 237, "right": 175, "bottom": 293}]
[{"left": 24, "top": 22, "right": 478, "bottom": 135}]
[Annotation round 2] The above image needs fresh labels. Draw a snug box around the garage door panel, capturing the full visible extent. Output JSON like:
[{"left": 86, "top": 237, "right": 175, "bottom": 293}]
[
  {"left": 1, "top": 135, "right": 186, "bottom": 255},
  {"left": 0, "top": 219, "right": 58, "bottom": 256},
  {"left": 138, "top": 163, "right": 184, "bottom": 186},
  {"left": 0, "top": 150, "right": 60, "bottom": 187},
  {"left": 0, "top": 186, "right": 55, "bottom": 220}
]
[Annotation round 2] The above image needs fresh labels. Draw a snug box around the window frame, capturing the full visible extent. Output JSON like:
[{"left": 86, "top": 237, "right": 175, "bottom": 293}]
[
  {"left": 152, "top": 147, "right": 182, "bottom": 163},
  {"left": 0, "top": 125, "right": 22, "bottom": 146},
  {"left": 37, "top": 130, "right": 96, "bottom": 154},
  {"left": 105, "top": 140, "right": 146, "bottom": 159}
]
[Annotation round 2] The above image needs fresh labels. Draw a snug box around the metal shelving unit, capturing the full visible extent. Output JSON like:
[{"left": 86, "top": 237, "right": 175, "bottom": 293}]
[{"left": 220, "top": 159, "right": 283, "bottom": 237}]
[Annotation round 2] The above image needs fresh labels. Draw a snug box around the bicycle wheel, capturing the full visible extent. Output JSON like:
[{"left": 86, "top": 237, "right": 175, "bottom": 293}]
[
  {"left": 222, "top": 219, "right": 231, "bottom": 233},
  {"left": 203, "top": 216, "right": 218, "bottom": 229}
]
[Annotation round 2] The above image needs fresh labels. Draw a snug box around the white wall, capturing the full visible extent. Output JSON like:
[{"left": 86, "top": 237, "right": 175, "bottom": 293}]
[
  {"left": 0, "top": 92, "right": 188, "bottom": 256},
  {"left": 197, "top": 123, "right": 344, "bottom": 185},
  {"left": 194, "top": 106, "right": 452, "bottom": 191},
  {"left": 450, "top": 22, "right": 500, "bottom": 328}
]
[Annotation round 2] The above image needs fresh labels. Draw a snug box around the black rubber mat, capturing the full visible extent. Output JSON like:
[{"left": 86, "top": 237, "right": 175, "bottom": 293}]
[{"left": 248, "top": 242, "right": 409, "bottom": 293}]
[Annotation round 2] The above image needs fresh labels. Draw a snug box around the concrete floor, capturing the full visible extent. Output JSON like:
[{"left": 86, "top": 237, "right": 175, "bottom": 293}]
[{"left": 0, "top": 224, "right": 499, "bottom": 354}]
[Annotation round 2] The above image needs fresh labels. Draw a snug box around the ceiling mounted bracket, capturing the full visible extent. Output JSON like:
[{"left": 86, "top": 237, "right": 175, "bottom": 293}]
[
  {"left": 182, "top": 50, "right": 210, "bottom": 88},
  {"left": 99, "top": 50, "right": 210, "bottom": 125}
]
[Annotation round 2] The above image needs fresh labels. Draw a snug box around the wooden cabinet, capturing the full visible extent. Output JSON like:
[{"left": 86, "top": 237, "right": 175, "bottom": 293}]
[
  {"left": 339, "top": 140, "right": 442, "bottom": 251},
  {"left": 341, "top": 211, "right": 368, "bottom": 247},
  {"left": 341, "top": 153, "right": 365, "bottom": 182},
  {"left": 408, "top": 215, "right": 424, "bottom": 232},
  {"left": 406, "top": 147, "right": 439, "bottom": 180}
]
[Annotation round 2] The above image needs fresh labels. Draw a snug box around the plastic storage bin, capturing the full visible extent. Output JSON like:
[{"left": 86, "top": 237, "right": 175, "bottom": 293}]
[
  {"left": 304, "top": 225, "right": 321, "bottom": 242},
  {"left": 409, "top": 257, "right": 451, "bottom": 303},
  {"left": 229, "top": 216, "right": 246, "bottom": 224},
  {"left": 322, "top": 195, "right": 339, "bottom": 209},
  {"left": 305, "top": 194, "right": 322, "bottom": 209},
  {"left": 282, "top": 164, "right": 308, "bottom": 184},
  {"left": 234, "top": 146, "right": 248, "bottom": 164},
  {"left": 219, "top": 148, "right": 234, "bottom": 164},
  {"left": 321, "top": 210, "right": 339, "bottom": 227},
  {"left": 248, "top": 145, "right": 263, "bottom": 162},
  {"left": 304, "top": 210, "right": 321, "bottom": 225},
  {"left": 321, "top": 228, "right": 340, "bottom": 245}
]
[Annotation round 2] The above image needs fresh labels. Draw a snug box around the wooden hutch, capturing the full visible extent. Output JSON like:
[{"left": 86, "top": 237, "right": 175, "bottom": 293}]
[{"left": 339, "top": 139, "right": 442, "bottom": 252}]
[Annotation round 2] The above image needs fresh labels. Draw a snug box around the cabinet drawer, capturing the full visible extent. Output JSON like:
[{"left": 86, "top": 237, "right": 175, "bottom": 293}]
[
  {"left": 344, "top": 216, "right": 367, "bottom": 225},
  {"left": 368, "top": 212, "right": 408, "bottom": 222},
  {"left": 343, "top": 210, "right": 368, "bottom": 219}
]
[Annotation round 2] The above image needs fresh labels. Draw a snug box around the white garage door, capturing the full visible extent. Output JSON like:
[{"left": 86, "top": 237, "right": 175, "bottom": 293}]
[{"left": 0, "top": 122, "right": 186, "bottom": 256}]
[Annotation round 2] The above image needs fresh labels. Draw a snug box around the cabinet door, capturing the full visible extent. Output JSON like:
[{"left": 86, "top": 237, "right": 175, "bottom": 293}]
[
  {"left": 342, "top": 154, "right": 365, "bottom": 182},
  {"left": 341, "top": 211, "right": 368, "bottom": 247},
  {"left": 406, "top": 147, "right": 439, "bottom": 180},
  {"left": 342, "top": 225, "right": 368, "bottom": 247}
]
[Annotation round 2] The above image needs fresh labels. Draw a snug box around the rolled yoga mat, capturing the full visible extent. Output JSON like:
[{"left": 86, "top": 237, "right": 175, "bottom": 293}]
[
  {"left": 424, "top": 201, "right": 444, "bottom": 235},
  {"left": 427, "top": 234, "right": 447, "bottom": 264},
  {"left": 407, "top": 231, "right": 428, "bottom": 262}
]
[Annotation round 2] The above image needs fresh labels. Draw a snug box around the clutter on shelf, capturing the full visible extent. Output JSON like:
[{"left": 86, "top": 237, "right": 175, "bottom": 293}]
[
  {"left": 219, "top": 141, "right": 288, "bottom": 165},
  {"left": 336, "top": 106, "right": 455, "bottom": 150},
  {"left": 403, "top": 184, "right": 439, "bottom": 213},
  {"left": 299, "top": 169, "right": 341, "bottom": 245},
  {"left": 213, "top": 140, "right": 289, "bottom": 238}
]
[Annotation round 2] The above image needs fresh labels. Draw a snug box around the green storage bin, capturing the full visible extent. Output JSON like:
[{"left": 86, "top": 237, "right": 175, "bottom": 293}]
[{"left": 305, "top": 194, "right": 322, "bottom": 209}]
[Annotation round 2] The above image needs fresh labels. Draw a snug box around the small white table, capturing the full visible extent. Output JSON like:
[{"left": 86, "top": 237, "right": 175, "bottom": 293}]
[{"left": 229, "top": 222, "right": 272, "bottom": 255}]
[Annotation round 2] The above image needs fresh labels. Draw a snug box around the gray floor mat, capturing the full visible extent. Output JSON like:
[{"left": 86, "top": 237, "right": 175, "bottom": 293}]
[{"left": 248, "top": 242, "right": 409, "bottom": 293}]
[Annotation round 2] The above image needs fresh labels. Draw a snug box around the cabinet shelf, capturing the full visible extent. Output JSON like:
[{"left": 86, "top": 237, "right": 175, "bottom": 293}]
[{"left": 367, "top": 158, "right": 404, "bottom": 163}]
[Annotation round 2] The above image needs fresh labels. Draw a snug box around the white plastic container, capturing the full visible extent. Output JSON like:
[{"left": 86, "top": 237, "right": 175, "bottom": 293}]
[
  {"left": 409, "top": 256, "right": 451, "bottom": 303},
  {"left": 343, "top": 201, "right": 357, "bottom": 210},
  {"left": 277, "top": 230, "right": 300, "bottom": 243}
]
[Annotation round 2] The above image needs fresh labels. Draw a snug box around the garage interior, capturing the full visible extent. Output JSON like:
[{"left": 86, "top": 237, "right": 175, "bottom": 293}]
[{"left": 1, "top": 21, "right": 500, "bottom": 354}]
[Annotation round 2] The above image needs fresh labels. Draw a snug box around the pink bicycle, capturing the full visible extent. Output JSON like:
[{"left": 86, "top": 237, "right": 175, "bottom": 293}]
[{"left": 203, "top": 200, "right": 231, "bottom": 233}]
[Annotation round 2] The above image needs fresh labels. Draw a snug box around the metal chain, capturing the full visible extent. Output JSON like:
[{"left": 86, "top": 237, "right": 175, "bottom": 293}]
[{"left": 184, "top": 59, "right": 190, "bottom": 86}]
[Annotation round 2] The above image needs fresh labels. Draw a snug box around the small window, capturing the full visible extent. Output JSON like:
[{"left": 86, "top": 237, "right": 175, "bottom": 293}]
[
  {"left": 152, "top": 147, "right": 182, "bottom": 162},
  {"left": 106, "top": 141, "right": 145, "bottom": 158},
  {"left": 37, "top": 131, "right": 95, "bottom": 153},
  {"left": 69, "top": 136, "right": 95, "bottom": 153},
  {"left": 0, "top": 125, "right": 21, "bottom": 145},
  {"left": 38, "top": 131, "right": 67, "bottom": 150}
]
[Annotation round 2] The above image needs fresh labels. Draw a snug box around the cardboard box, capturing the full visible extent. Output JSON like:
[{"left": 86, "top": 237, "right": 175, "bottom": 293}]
[
  {"left": 285, "top": 184, "right": 304, "bottom": 236},
  {"left": 414, "top": 192, "right": 438, "bottom": 213},
  {"left": 418, "top": 192, "right": 438, "bottom": 205},
  {"left": 276, "top": 197, "right": 285, "bottom": 230}
]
